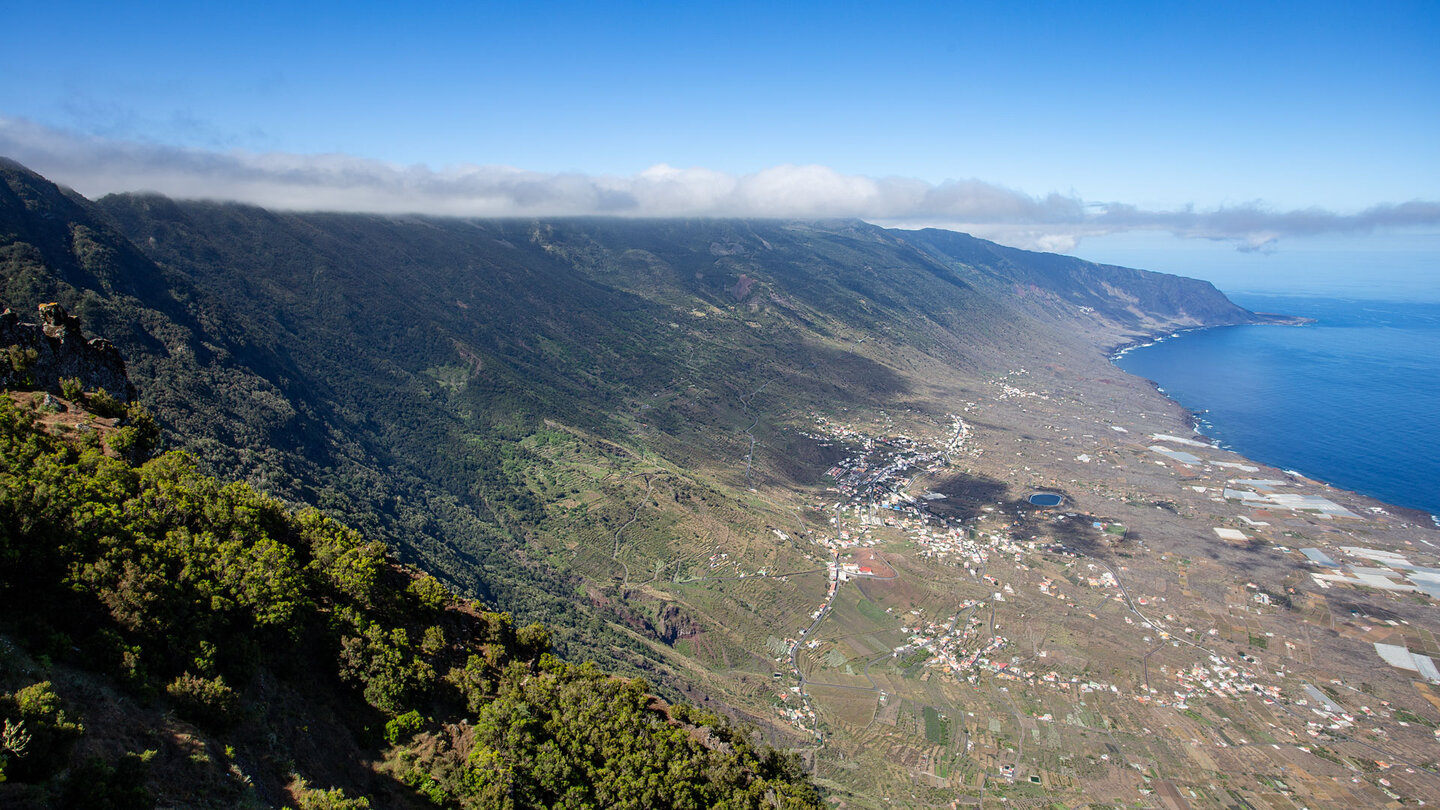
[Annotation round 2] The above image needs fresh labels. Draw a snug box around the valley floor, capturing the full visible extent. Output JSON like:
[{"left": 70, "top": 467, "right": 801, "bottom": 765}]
[{"left": 661, "top": 363, "right": 1440, "bottom": 809}]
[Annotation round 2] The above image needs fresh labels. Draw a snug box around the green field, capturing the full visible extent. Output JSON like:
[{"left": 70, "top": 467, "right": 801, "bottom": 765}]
[
  {"left": 923, "top": 706, "right": 951, "bottom": 745},
  {"left": 857, "top": 598, "right": 889, "bottom": 623}
]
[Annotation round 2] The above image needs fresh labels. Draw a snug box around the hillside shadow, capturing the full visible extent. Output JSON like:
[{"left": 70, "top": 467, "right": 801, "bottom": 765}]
[
  {"left": 764, "top": 431, "right": 855, "bottom": 487},
  {"left": 1036, "top": 513, "right": 1107, "bottom": 558},
  {"left": 921, "top": 471, "right": 1017, "bottom": 522},
  {"left": 921, "top": 473, "right": 1112, "bottom": 557},
  {"left": 780, "top": 342, "right": 911, "bottom": 401},
  {"left": 813, "top": 344, "right": 910, "bottom": 396}
]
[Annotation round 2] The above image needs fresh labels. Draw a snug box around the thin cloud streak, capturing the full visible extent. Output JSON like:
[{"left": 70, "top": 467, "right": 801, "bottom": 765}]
[{"left": 2, "top": 116, "right": 1436, "bottom": 252}]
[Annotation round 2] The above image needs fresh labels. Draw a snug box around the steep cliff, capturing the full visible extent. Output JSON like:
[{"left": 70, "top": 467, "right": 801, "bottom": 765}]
[{"left": 1, "top": 302, "right": 133, "bottom": 402}]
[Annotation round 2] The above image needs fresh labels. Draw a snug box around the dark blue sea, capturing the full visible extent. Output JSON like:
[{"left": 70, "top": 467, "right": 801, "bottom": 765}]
[{"left": 1113, "top": 294, "right": 1440, "bottom": 519}]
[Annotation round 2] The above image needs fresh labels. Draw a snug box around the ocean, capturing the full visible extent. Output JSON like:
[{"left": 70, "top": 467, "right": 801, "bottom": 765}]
[{"left": 1112, "top": 293, "right": 1440, "bottom": 519}]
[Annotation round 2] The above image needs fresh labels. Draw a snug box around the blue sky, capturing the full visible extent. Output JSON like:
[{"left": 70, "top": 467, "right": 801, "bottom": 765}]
[{"left": 2, "top": 0, "right": 1436, "bottom": 296}]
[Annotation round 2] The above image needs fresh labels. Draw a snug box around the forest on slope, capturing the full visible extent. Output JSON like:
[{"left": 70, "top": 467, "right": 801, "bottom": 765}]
[{"left": 0, "top": 374, "right": 823, "bottom": 808}]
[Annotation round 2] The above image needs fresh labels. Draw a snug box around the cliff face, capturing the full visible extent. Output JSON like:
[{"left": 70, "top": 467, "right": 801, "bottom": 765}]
[
  {"left": 898, "top": 226, "right": 1267, "bottom": 330},
  {"left": 1, "top": 303, "right": 133, "bottom": 402}
]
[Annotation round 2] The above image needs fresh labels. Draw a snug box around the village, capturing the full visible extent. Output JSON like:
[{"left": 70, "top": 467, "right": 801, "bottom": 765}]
[{"left": 756, "top": 401, "right": 1440, "bottom": 804}]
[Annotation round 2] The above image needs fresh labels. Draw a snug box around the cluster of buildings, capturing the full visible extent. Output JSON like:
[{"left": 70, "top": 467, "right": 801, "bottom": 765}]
[
  {"left": 992, "top": 369, "right": 1050, "bottom": 403},
  {"left": 772, "top": 689, "right": 819, "bottom": 739},
  {"left": 774, "top": 410, "right": 1422, "bottom": 747},
  {"left": 809, "top": 417, "right": 964, "bottom": 513},
  {"left": 1141, "top": 658, "right": 1284, "bottom": 710}
]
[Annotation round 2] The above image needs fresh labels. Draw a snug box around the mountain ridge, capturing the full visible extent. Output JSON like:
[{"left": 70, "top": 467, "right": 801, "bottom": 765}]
[
  {"left": 11, "top": 157, "right": 1414, "bottom": 808},
  {"left": 1, "top": 154, "right": 1290, "bottom": 692}
]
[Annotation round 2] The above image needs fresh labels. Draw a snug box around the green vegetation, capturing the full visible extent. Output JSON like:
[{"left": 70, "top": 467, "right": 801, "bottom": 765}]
[
  {"left": 0, "top": 392, "right": 822, "bottom": 807},
  {"left": 1307, "top": 745, "right": 1346, "bottom": 766},
  {"left": 856, "top": 598, "right": 889, "bottom": 623},
  {"left": 396, "top": 669, "right": 815, "bottom": 809},
  {"left": 922, "top": 706, "right": 950, "bottom": 745},
  {"left": 0, "top": 681, "right": 83, "bottom": 784},
  {"left": 292, "top": 782, "right": 372, "bottom": 810},
  {"left": 1394, "top": 708, "right": 1438, "bottom": 728},
  {"left": 898, "top": 648, "right": 930, "bottom": 669}
]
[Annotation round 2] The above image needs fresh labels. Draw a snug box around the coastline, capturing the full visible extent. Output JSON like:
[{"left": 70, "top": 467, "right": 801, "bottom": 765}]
[
  {"left": 1110, "top": 316, "right": 1440, "bottom": 526},
  {"left": 1105, "top": 325, "right": 1207, "bottom": 362},
  {"left": 1105, "top": 312, "right": 1313, "bottom": 362}
]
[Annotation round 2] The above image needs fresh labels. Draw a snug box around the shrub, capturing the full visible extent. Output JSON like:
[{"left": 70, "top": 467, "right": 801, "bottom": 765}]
[
  {"left": 338, "top": 625, "right": 433, "bottom": 715},
  {"left": 420, "top": 625, "right": 446, "bottom": 656},
  {"left": 166, "top": 672, "right": 240, "bottom": 729},
  {"left": 0, "top": 681, "right": 83, "bottom": 782},
  {"left": 59, "top": 377, "right": 84, "bottom": 401},
  {"left": 444, "top": 655, "right": 494, "bottom": 715},
  {"left": 84, "top": 387, "right": 125, "bottom": 418},
  {"left": 109, "top": 404, "right": 161, "bottom": 462},
  {"left": 293, "top": 783, "right": 371, "bottom": 809},
  {"left": 407, "top": 574, "right": 448, "bottom": 612},
  {"left": 515, "top": 622, "right": 551, "bottom": 659},
  {"left": 0, "top": 718, "right": 31, "bottom": 782},
  {"left": 384, "top": 710, "right": 426, "bottom": 745},
  {"left": 5, "top": 346, "right": 38, "bottom": 378}
]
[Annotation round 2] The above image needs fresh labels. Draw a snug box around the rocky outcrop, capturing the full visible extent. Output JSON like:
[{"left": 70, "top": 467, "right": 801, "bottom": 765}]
[
  {"left": 653, "top": 602, "right": 700, "bottom": 645},
  {"left": 1, "top": 303, "right": 134, "bottom": 403}
]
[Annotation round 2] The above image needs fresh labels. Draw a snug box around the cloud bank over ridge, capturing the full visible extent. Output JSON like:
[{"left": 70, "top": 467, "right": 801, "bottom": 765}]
[{"left": 3, "top": 116, "right": 1436, "bottom": 253}]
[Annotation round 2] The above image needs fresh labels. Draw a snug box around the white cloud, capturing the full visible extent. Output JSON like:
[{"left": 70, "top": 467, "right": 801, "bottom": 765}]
[{"left": 2, "top": 115, "right": 1437, "bottom": 252}]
